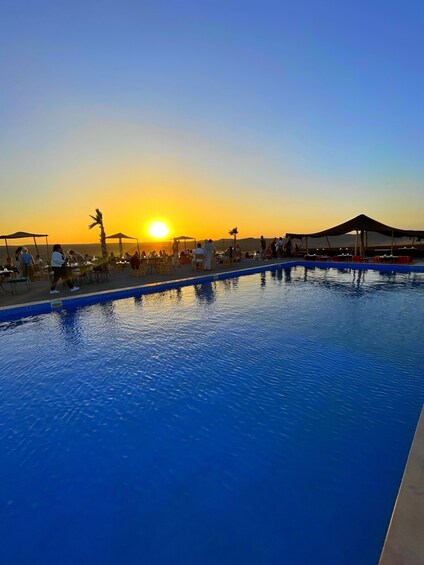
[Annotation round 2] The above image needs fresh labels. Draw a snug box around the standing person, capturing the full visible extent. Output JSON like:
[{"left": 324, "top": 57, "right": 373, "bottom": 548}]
[
  {"left": 15, "top": 246, "right": 23, "bottom": 274},
  {"left": 260, "top": 236, "right": 267, "bottom": 260},
  {"left": 234, "top": 243, "right": 242, "bottom": 262},
  {"left": 172, "top": 238, "right": 179, "bottom": 267},
  {"left": 20, "top": 248, "right": 35, "bottom": 279},
  {"left": 50, "top": 244, "right": 80, "bottom": 294},
  {"left": 284, "top": 236, "right": 292, "bottom": 258},
  {"left": 203, "top": 239, "right": 215, "bottom": 271},
  {"left": 276, "top": 237, "right": 284, "bottom": 258},
  {"left": 271, "top": 237, "right": 277, "bottom": 258}
]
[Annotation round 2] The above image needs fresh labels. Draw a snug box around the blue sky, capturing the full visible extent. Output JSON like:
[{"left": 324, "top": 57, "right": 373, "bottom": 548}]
[{"left": 1, "top": 0, "right": 423, "bottom": 241}]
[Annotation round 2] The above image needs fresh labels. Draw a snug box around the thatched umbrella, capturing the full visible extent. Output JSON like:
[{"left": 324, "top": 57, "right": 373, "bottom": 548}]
[{"left": 106, "top": 232, "right": 139, "bottom": 257}]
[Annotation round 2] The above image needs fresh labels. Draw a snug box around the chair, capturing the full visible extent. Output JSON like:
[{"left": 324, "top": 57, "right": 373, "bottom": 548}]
[
  {"left": 7, "top": 277, "right": 31, "bottom": 294},
  {"left": 131, "top": 262, "right": 148, "bottom": 277},
  {"left": 157, "top": 258, "right": 173, "bottom": 275},
  {"left": 193, "top": 253, "right": 204, "bottom": 271},
  {"left": 32, "top": 265, "right": 48, "bottom": 281}
]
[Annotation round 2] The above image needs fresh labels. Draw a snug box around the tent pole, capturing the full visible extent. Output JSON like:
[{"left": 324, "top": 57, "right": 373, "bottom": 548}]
[
  {"left": 391, "top": 231, "right": 394, "bottom": 255},
  {"left": 33, "top": 236, "right": 40, "bottom": 256},
  {"left": 119, "top": 238, "right": 123, "bottom": 258},
  {"left": 5, "top": 238, "right": 10, "bottom": 257},
  {"left": 137, "top": 238, "right": 140, "bottom": 255},
  {"left": 360, "top": 230, "right": 365, "bottom": 256},
  {"left": 45, "top": 236, "right": 50, "bottom": 262},
  {"left": 306, "top": 236, "right": 309, "bottom": 254}
]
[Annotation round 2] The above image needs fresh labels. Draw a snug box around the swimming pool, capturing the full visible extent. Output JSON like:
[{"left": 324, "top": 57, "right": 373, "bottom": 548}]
[{"left": 0, "top": 266, "right": 423, "bottom": 564}]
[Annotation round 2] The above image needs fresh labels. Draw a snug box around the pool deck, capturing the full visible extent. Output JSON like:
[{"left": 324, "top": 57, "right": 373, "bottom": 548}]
[
  {"left": 379, "top": 406, "right": 424, "bottom": 565},
  {"left": 1, "top": 257, "right": 423, "bottom": 316},
  {"left": 0, "top": 257, "right": 291, "bottom": 312}
]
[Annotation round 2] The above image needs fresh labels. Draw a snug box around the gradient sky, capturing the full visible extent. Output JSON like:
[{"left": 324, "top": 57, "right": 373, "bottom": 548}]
[{"left": 1, "top": 0, "right": 423, "bottom": 243}]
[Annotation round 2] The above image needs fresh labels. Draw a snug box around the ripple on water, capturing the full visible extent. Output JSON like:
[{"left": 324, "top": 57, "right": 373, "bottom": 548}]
[{"left": 0, "top": 268, "right": 422, "bottom": 565}]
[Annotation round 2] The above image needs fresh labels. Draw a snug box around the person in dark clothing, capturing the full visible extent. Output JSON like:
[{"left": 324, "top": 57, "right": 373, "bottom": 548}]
[
  {"left": 50, "top": 244, "right": 79, "bottom": 294},
  {"left": 260, "top": 236, "right": 267, "bottom": 260},
  {"left": 130, "top": 252, "right": 141, "bottom": 270}
]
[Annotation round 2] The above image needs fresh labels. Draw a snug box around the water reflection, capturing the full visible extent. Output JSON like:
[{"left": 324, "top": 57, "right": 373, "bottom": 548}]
[
  {"left": 284, "top": 268, "right": 292, "bottom": 283},
  {"left": 194, "top": 283, "right": 216, "bottom": 304},
  {"left": 56, "top": 309, "right": 84, "bottom": 346},
  {"left": 0, "top": 316, "right": 43, "bottom": 333},
  {"left": 220, "top": 278, "right": 240, "bottom": 294},
  {"left": 270, "top": 267, "right": 283, "bottom": 283}
]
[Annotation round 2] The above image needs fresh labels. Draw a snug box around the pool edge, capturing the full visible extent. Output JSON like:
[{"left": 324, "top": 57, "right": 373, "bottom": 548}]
[
  {"left": 379, "top": 405, "right": 424, "bottom": 565},
  {"left": 0, "top": 260, "right": 422, "bottom": 322}
]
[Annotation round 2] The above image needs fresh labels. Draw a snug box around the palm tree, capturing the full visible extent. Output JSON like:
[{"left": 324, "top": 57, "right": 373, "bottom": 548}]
[
  {"left": 89, "top": 208, "right": 108, "bottom": 258},
  {"left": 229, "top": 227, "right": 238, "bottom": 246}
]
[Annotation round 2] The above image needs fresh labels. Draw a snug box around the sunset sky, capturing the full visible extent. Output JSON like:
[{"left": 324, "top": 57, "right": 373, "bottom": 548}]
[{"left": 1, "top": 1, "right": 423, "bottom": 243}]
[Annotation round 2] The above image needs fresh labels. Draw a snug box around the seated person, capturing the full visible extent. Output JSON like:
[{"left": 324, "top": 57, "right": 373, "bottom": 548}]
[
  {"left": 192, "top": 243, "right": 204, "bottom": 269},
  {"left": 34, "top": 254, "right": 44, "bottom": 267},
  {"left": 5, "top": 257, "right": 19, "bottom": 275},
  {"left": 130, "top": 252, "right": 141, "bottom": 270},
  {"left": 69, "top": 249, "right": 85, "bottom": 264}
]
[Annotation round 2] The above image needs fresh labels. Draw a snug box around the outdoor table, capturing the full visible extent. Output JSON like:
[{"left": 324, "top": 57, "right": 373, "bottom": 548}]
[
  {"left": 338, "top": 254, "right": 352, "bottom": 261},
  {"left": 146, "top": 258, "right": 162, "bottom": 273}
]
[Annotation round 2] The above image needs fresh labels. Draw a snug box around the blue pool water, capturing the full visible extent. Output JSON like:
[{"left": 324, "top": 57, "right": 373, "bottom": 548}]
[{"left": 0, "top": 266, "right": 423, "bottom": 565}]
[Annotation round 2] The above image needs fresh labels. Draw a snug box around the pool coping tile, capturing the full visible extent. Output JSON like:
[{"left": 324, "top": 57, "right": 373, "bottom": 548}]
[{"left": 379, "top": 405, "right": 424, "bottom": 565}]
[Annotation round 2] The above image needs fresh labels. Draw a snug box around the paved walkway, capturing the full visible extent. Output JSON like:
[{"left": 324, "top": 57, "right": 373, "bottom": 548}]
[{"left": 0, "top": 258, "right": 293, "bottom": 309}]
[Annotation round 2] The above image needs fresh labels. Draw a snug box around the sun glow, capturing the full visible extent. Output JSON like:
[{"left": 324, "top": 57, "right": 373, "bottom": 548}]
[{"left": 148, "top": 221, "right": 170, "bottom": 239}]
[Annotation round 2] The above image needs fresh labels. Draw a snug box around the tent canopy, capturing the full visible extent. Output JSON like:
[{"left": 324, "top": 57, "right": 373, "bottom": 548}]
[
  {"left": 287, "top": 214, "right": 424, "bottom": 240},
  {"left": 0, "top": 231, "right": 50, "bottom": 258},
  {"left": 174, "top": 235, "right": 196, "bottom": 250},
  {"left": 0, "top": 231, "right": 48, "bottom": 239}
]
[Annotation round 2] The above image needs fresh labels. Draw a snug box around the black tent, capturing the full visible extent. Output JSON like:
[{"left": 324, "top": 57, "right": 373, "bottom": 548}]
[{"left": 286, "top": 214, "right": 424, "bottom": 255}]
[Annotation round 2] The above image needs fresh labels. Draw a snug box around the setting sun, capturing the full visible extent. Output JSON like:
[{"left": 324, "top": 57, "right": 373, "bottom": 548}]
[{"left": 148, "top": 221, "right": 170, "bottom": 239}]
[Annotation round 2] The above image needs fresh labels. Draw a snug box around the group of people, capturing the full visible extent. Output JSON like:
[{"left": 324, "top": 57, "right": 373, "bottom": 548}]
[
  {"left": 259, "top": 236, "right": 293, "bottom": 259},
  {"left": 0, "top": 246, "right": 45, "bottom": 280},
  {"left": 1, "top": 235, "right": 297, "bottom": 294},
  {"left": 171, "top": 239, "right": 217, "bottom": 271}
]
